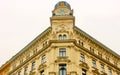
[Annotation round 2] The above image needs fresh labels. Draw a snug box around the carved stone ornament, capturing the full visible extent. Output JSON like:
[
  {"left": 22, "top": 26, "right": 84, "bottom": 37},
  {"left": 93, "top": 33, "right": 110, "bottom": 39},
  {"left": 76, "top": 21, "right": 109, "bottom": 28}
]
[
  {"left": 38, "top": 63, "right": 47, "bottom": 70},
  {"left": 49, "top": 72, "right": 56, "bottom": 75},
  {"left": 92, "top": 67, "right": 100, "bottom": 75},
  {"left": 79, "top": 61, "right": 89, "bottom": 69},
  {"left": 29, "top": 70, "right": 36, "bottom": 75},
  {"left": 100, "top": 71, "right": 107, "bottom": 75}
]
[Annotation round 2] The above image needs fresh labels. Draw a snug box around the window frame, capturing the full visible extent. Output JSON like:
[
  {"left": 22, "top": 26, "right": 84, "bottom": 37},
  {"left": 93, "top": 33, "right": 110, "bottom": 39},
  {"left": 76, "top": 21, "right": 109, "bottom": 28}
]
[
  {"left": 59, "top": 48, "right": 66, "bottom": 57},
  {"left": 59, "top": 64, "right": 66, "bottom": 75},
  {"left": 80, "top": 54, "right": 85, "bottom": 62},
  {"left": 31, "top": 61, "right": 35, "bottom": 71},
  {"left": 92, "top": 60, "right": 96, "bottom": 68},
  {"left": 41, "top": 55, "right": 46, "bottom": 64}
]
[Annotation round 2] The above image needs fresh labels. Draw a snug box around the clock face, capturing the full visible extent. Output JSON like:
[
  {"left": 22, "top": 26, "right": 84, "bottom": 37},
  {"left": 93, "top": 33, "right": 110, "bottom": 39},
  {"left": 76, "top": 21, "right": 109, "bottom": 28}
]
[
  {"left": 58, "top": 10, "right": 68, "bottom": 15},
  {"left": 59, "top": 10, "right": 66, "bottom": 15}
]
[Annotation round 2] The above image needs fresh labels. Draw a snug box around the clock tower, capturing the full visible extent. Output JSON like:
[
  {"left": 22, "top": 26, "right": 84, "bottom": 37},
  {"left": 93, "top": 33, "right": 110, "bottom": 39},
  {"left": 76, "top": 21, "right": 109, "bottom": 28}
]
[{"left": 50, "top": 1, "right": 75, "bottom": 39}]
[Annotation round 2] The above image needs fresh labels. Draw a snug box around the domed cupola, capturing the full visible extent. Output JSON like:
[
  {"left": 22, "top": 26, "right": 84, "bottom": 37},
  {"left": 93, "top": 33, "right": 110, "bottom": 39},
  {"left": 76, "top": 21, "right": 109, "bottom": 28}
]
[
  {"left": 55, "top": 1, "right": 71, "bottom": 9},
  {"left": 52, "top": 1, "right": 73, "bottom": 16}
]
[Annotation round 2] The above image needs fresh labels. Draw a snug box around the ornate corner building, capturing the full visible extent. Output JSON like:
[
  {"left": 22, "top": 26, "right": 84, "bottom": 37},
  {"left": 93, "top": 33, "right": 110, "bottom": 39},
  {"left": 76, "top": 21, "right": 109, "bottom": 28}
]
[{"left": 0, "top": 1, "right": 120, "bottom": 75}]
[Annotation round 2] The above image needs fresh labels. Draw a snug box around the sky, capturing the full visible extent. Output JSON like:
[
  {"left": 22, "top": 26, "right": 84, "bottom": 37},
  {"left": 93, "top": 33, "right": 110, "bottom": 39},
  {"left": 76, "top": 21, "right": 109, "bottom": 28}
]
[{"left": 0, "top": 0, "right": 120, "bottom": 67}]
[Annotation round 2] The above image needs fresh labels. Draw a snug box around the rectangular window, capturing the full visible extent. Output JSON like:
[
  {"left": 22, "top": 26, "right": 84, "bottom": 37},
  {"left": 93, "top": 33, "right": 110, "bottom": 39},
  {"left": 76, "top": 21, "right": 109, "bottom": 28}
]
[
  {"left": 59, "top": 48, "right": 66, "bottom": 57},
  {"left": 101, "top": 64, "right": 105, "bottom": 72},
  {"left": 82, "top": 69, "right": 86, "bottom": 75},
  {"left": 24, "top": 67, "right": 27, "bottom": 75},
  {"left": 80, "top": 54, "right": 85, "bottom": 62},
  {"left": 108, "top": 68, "right": 112, "bottom": 75},
  {"left": 41, "top": 55, "right": 46, "bottom": 64},
  {"left": 31, "top": 62, "right": 35, "bottom": 71},
  {"left": 18, "top": 71, "right": 21, "bottom": 75},
  {"left": 59, "top": 64, "right": 66, "bottom": 75},
  {"left": 92, "top": 60, "right": 96, "bottom": 68},
  {"left": 40, "top": 70, "right": 44, "bottom": 75}
]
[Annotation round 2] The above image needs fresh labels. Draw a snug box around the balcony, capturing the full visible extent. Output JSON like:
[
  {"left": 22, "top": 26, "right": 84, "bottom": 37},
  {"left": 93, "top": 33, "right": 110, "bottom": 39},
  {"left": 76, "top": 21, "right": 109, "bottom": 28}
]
[{"left": 55, "top": 56, "right": 71, "bottom": 63}]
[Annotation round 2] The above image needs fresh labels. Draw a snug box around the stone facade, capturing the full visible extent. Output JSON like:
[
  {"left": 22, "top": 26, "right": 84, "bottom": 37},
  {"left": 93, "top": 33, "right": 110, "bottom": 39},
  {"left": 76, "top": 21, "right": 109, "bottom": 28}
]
[
  {"left": 0, "top": 61, "right": 11, "bottom": 75},
  {"left": 0, "top": 1, "right": 120, "bottom": 75}
]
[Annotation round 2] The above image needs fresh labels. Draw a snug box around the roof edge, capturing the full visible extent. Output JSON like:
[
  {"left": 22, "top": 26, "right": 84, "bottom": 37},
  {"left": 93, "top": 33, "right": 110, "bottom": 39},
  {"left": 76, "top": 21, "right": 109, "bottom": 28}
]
[
  {"left": 74, "top": 26, "right": 120, "bottom": 58},
  {"left": 9, "top": 27, "right": 52, "bottom": 62}
]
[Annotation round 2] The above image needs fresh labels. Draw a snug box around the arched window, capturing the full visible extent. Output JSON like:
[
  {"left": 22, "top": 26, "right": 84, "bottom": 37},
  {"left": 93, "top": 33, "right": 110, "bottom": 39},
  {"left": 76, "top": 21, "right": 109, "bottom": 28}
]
[
  {"left": 59, "top": 35, "right": 62, "bottom": 40},
  {"left": 63, "top": 35, "right": 67, "bottom": 40}
]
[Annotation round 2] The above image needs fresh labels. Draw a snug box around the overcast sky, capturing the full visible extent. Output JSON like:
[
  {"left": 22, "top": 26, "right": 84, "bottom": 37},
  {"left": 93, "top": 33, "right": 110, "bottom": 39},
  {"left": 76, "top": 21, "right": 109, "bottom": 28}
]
[{"left": 0, "top": 0, "right": 120, "bottom": 67}]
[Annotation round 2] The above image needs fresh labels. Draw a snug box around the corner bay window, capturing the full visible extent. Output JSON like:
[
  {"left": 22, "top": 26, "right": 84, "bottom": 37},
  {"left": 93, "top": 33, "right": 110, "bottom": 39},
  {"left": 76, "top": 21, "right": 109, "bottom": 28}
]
[
  {"left": 59, "top": 48, "right": 66, "bottom": 57},
  {"left": 59, "top": 64, "right": 66, "bottom": 75}
]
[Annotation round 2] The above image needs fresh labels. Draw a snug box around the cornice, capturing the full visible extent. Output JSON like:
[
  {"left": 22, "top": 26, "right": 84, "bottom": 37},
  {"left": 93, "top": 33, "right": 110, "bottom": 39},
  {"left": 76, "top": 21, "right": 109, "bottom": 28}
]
[
  {"left": 74, "top": 26, "right": 120, "bottom": 59},
  {"left": 73, "top": 40, "right": 120, "bottom": 71},
  {"left": 0, "top": 61, "right": 10, "bottom": 71},
  {"left": 9, "top": 27, "right": 51, "bottom": 62}
]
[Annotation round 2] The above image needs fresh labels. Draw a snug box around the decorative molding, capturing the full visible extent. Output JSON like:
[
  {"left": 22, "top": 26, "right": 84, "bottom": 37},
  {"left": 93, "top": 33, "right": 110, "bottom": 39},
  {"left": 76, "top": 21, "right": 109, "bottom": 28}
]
[
  {"left": 29, "top": 70, "right": 36, "bottom": 75},
  {"left": 92, "top": 67, "right": 100, "bottom": 75},
  {"left": 100, "top": 71, "right": 107, "bottom": 75},
  {"left": 49, "top": 72, "right": 56, "bottom": 75},
  {"left": 79, "top": 61, "right": 89, "bottom": 70},
  {"left": 38, "top": 63, "right": 47, "bottom": 71},
  {"left": 70, "top": 71, "right": 77, "bottom": 75}
]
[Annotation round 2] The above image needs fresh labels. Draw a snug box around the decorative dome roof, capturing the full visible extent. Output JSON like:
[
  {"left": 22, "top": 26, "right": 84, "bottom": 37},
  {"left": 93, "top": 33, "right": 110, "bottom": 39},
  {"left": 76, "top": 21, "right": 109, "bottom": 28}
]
[{"left": 55, "top": 1, "right": 71, "bottom": 9}]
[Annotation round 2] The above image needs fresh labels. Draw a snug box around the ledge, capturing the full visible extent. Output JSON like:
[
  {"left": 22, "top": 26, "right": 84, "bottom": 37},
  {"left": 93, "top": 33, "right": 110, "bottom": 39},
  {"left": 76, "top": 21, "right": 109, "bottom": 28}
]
[{"left": 55, "top": 56, "right": 71, "bottom": 63}]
